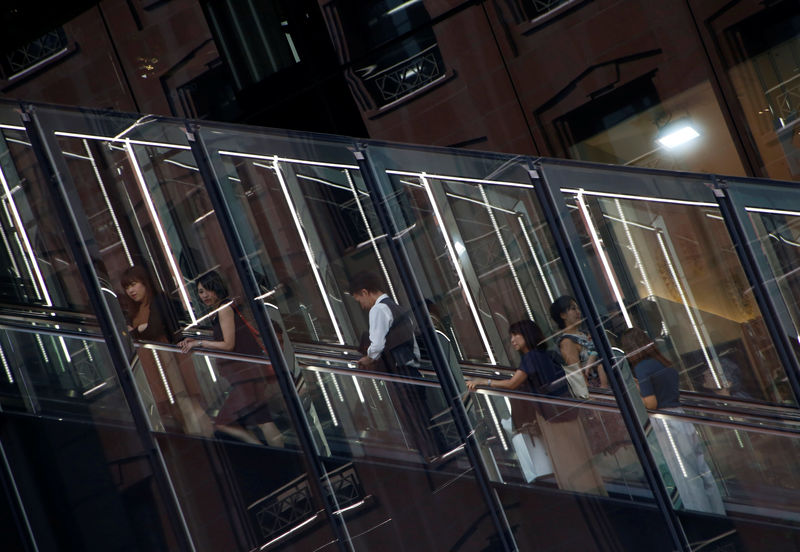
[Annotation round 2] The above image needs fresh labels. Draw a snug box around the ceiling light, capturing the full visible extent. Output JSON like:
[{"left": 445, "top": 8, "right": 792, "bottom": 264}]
[{"left": 657, "top": 125, "right": 700, "bottom": 149}]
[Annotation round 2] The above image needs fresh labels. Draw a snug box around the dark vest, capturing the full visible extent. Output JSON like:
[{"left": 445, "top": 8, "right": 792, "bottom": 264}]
[{"left": 380, "top": 296, "right": 418, "bottom": 371}]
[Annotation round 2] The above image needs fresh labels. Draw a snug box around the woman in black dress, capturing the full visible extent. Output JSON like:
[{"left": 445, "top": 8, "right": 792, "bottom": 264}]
[{"left": 179, "top": 271, "right": 283, "bottom": 446}]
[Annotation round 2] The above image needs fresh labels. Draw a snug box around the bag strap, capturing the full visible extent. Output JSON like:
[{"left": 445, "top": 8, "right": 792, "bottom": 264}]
[{"left": 231, "top": 304, "right": 269, "bottom": 356}]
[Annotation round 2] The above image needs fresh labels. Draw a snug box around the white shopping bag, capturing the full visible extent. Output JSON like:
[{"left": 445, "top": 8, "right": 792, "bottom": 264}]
[{"left": 512, "top": 431, "right": 554, "bottom": 483}]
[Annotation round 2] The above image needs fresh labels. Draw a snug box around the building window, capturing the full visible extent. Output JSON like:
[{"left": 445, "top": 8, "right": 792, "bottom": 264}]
[
  {"left": 203, "top": 0, "right": 302, "bottom": 91},
  {"left": 0, "top": 27, "right": 68, "bottom": 80},
  {"left": 515, "top": 0, "right": 574, "bottom": 20},
  {"left": 329, "top": 0, "right": 447, "bottom": 110}
]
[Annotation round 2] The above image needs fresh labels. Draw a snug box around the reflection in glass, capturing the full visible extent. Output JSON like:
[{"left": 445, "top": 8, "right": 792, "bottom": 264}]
[{"left": 562, "top": 186, "right": 788, "bottom": 404}]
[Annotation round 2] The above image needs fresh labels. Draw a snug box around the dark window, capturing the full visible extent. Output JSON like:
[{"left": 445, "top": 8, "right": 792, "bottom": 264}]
[
  {"left": 0, "top": 27, "right": 67, "bottom": 80},
  {"left": 331, "top": 0, "right": 445, "bottom": 108}
]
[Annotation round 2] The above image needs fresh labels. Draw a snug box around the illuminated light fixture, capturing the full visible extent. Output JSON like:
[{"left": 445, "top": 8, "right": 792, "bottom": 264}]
[
  {"left": 297, "top": 173, "right": 368, "bottom": 196},
  {"left": 615, "top": 198, "right": 655, "bottom": 300},
  {"left": 484, "top": 395, "right": 509, "bottom": 451},
  {"left": 222, "top": 150, "right": 358, "bottom": 170},
  {"left": 54, "top": 131, "right": 191, "bottom": 150},
  {"left": 268, "top": 156, "right": 345, "bottom": 344},
  {"left": 333, "top": 499, "right": 366, "bottom": 516},
  {"left": 204, "top": 356, "right": 217, "bottom": 383},
  {"left": 659, "top": 418, "right": 688, "bottom": 478},
  {"left": 746, "top": 206, "right": 800, "bottom": 217},
  {"left": 351, "top": 375, "right": 365, "bottom": 403},
  {"left": 82, "top": 381, "right": 108, "bottom": 396},
  {"left": 124, "top": 140, "right": 197, "bottom": 323},
  {"left": 0, "top": 343, "right": 14, "bottom": 383},
  {"left": 561, "top": 188, "right": 716, "bottom": 208},
  {"left": 576, "top": 190, "right": 633, "bottom": 329},
  {"left": 259, "top": 515, "right": 319, "bottom": 549},
  {"left": 0, "top": 124, "right": 25, "bottom": 131},
  {"left": 345, "top": 169, "right": 397, "bottom": 301},
  {"left": 656, "top": 232, "right": 720, "bottom": 389},
  {"left": 184, "top": 300, "right": 233, "bottom": 329},
  {"left": 518, "top": 217, "right": 554, "bottom": 304},
  {"left": 0, "top": 166, "right": 53, "bottom": 306},
  {"left": 84, "top": 139, "right": 134, "bottom": 266},
  {"left": 387, "top": 169, "right": 533, "bottom": 189},
  {"left": 478, "top": 184, "right": 534, "bottom": 321},
  {"left": 657, "top": 125, "right": 700, "bottom": 149},
  {"left": 420, "top": 173, "right": 497, "bottom": 365},
  {"left": 387, "top": 0, "right": 422, "bottom": 16},
  {"left": 152, "top": 350, "right": 175, "bottom": 404},
  {"left": 316, "top": 372, "right": 338, "bottom": 426}
]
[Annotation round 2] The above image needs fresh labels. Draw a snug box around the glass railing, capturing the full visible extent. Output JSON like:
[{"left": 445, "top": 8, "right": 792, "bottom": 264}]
[{"left": 3, "top": 98, "right": 800, "bottom": 551}]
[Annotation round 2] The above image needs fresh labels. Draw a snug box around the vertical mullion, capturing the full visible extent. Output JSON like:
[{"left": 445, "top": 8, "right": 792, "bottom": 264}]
[
  {"left": 354, "top": 147, "right": 519, "bottom": 552},
  {"left": 712, "top": 177, "right": 800, "bottom": 405},
  {"left": 532, "top": 159, "right": 691, "bottom": 552},
  {"left": 185, "top": 125, "right": 355, "bottom": 552},
  {"left": 21, "top": 105, "right": 196, "bottom": 552}
]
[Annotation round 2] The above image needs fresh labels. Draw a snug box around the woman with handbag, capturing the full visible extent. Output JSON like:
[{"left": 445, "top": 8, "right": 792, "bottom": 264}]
[
  {"left": 179, "top": 271, "right": 284, "bottom": 447},
  {"left": 468, "top": 320, "right": 606, "bottom": 494}
]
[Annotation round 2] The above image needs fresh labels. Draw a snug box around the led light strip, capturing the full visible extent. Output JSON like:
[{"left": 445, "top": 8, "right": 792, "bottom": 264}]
[
  {"left": 125, "top": 140, "right": 196, "bottom": 323},
  {"left": 54, "top": 131, "right": 191, "bottom": 150},
  {"left": 479, "top": 184, "right": 533, "bottom": 320},
  {"left": 0, "top": 343, "right": 14, "bottom": 383},
  {"left": 421, "top": 173, "right": 496, "bottom": 364},
  {"left": 222, "top": 150, "right": 358, "bottom": 170},
  {"left": 615, "top": 198, "right": 655, "bottom": 300},
  {"left": 351, "top": 375, "right": 365, "bottom": 403},
  {"left": 562, "top": 187, "right": 716, "bottom": 208},
  {"left": 517, "top": 217, "right": 554, "bottom": 304},
  {"left": 152, "top": 350, "right": 175, "bottom": 404},
  {"left": 345, "top": 169, "right": 396, "bottom": 301},
  {"left": 660, "top": 418, "right": 688, "bottom": 478},
  {"left": 387, "top": 169, "right": 533, "bottom": 189},
  {"left": 203, "top": 356, "right": 217, "bottom": 383},
  {"left": 316, "top": 372, "right": 338, "bottom": 426},
  {"left": 576, "top": 190, "right": 632, "bottom": 328},
  {"left": 0, "top": 124, "right": 25, "bottom": 131},
  {"left": 656, "top": 232, "right": 720, "bottom": 388},
  {"left": 746, "top": 206, "right": 800, "bottom": 216},
  {"left": 269, "top": 156, "right": 344, "bottom": 344},
  {"left": 0, "top": 166, "right": 52, "bottom": 305},
  {"left": 484, "top": 395, "right": 509, "bottom": 451},
  {"left": 84, "top": 139, "right": 133, "bottom": 266},
  {"left": 259, "top": 515, "right": 318, "bottom": 550}
]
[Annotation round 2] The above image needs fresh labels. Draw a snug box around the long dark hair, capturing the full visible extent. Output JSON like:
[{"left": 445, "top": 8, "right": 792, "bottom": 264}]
[
  {"left": 549, "top": 295, "right": 575, "bottom": 329},
  {"left": 620, "top": 327, "right": 672, "bottom": 368},
  {"left": 508, "top": 320, "right": 547, "bottom": 353},
  {"left": 119, "top": 265, "right": 156, "bottom": 317},
  {"left": 197, "top": 270, "right": 229, "bottom": 302}
]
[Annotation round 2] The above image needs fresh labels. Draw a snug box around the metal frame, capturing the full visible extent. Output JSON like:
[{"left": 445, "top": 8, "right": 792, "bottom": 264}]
[
  {"left": 711, "top": 176, "right": 800, "bottom": 405},
  {"left": 354, "top": 146, "right": 519, "bottom": 552},
  {"left": 531, "top": 159, "right": 691, "bottom": 552},
  {"left": 20, "top": 104, "right": 197, "bottom": 551},
  {"left": 185, "top": 125, "right": 355, "bottom": 552}
]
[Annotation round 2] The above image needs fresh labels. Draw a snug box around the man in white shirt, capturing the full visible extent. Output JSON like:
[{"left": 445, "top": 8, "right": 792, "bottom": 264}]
[{"left": 349, "top": 271, "right": 419, "bottom": 374}]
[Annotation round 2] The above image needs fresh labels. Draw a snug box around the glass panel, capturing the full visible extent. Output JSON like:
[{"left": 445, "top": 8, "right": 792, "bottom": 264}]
[
  {"left": 540, "top": 162, "right": 792, "bottom": 406},
  {"left": 297, "top": 357, "right": 500, "bottom": 550},
  {"left": 196, "top": 124, "right": 506, "bottom": 549},
  {"left": 726, "top": 178, "right": 800, "bottom": 399},
  {"left": 0, "top": 327, "right": 179, "bottom": 551},
  {"left": 362, "top": 144, "right": 658, "bottom": 543},
  {"left": 0, "top": 327, "right": 133, "bottom": 422},
  {"left": 472, "top": 388, "right": 678, "bottom": 551},
  {"left": 539, "top": 160, "right": 799, "bottom": 547},
  {"left": 0, "top": 102, "right": 91, "bottom": 313},
  {"left": 31, "top": 106, "right": 340, "bottom": 550}
]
